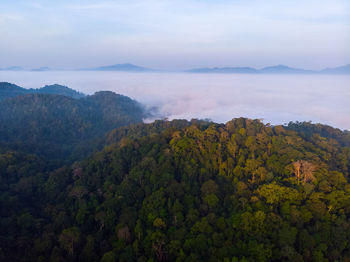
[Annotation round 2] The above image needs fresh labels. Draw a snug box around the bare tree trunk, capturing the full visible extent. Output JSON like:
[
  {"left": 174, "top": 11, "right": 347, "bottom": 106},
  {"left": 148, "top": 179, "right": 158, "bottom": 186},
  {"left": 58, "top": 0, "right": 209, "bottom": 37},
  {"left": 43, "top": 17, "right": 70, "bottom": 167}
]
[{"left": 293, "top": 161, "right": 302, "bottom": 184}]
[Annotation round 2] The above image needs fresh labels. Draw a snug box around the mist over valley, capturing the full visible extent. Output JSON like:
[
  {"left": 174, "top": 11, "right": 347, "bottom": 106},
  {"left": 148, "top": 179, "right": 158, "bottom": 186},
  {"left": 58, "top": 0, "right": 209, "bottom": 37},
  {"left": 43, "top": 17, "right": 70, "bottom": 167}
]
[{"left": 1, "top": 71, "right": 349, "bottom": 130}]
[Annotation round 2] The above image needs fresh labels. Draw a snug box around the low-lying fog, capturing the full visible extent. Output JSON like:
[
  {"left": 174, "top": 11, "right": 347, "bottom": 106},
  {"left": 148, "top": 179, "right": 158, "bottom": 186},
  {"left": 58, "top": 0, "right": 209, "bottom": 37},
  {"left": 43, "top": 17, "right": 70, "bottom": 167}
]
[{"left": 1, "top": 71, "right": 349, "bottom": 130}]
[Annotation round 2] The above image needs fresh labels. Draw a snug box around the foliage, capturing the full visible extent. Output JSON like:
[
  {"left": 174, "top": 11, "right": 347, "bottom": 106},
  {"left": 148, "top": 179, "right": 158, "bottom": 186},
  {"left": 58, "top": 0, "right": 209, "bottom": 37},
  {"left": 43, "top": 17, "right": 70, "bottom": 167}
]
[
  {"left": 1, "top": 118, "right": 350, "bottom": 261},
  {"left": 0, "top": 89, "right": 145, "bottom": 165},
  {"left": 0, "top": 82, "right": 85, "bottom": 101}
]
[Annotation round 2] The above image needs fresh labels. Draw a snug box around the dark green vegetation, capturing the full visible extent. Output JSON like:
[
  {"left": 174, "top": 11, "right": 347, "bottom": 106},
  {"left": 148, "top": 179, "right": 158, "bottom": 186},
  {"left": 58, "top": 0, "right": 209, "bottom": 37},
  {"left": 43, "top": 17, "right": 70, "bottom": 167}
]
[
  {"left": 0, "top": 82, "right": 85, "bottom": 101},
  {"left": 0, "top": 83, "right": 145, "bottom": 166},
  {"left": 1, "top": 111, "right": 350, "bottom": 261},
  {"left": 0, "top": 82, "right": 29, "bottom": 101},
  {"left": 33, "top": 84, "right": 85, "bottom": 99}
]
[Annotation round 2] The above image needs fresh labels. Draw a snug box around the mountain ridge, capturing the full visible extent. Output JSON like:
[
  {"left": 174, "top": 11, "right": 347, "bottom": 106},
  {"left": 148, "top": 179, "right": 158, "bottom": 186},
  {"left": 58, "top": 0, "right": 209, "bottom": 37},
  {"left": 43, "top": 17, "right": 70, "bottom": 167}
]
[
  {"left": 0, "top": 87, "right": 145, "bottom": 163},
  {"left": 0, "top": 82, "right": 85, "bottom": 101},
  {"left": 187, "top": 64, "right": 350, "bottom": 74},
  {"left": 82, "top": 63, "right": 154, "bottom": 72},
  {"left": 31, "top": 66, "right": 51, "bottom": 72},
  {"left": 320, "top": 64, "right": 350, "bottom": 74},
  {"left": 1, "top": 63, "right": 350, "bottom": 74}
]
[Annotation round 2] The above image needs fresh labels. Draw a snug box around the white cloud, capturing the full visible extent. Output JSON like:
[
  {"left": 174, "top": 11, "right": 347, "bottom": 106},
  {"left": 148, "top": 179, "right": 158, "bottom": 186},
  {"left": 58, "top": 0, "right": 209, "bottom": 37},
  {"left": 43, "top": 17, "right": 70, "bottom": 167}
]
[{"left": 1, "top": 71, "right": 349, "bottom": 129}]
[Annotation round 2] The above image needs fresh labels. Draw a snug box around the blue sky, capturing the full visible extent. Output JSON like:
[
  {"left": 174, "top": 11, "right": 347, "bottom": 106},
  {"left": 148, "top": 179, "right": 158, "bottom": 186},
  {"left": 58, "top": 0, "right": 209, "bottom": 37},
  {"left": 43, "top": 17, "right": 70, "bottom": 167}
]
[{"left": 0, "top": 0, "right": 349, "bottom": 70}]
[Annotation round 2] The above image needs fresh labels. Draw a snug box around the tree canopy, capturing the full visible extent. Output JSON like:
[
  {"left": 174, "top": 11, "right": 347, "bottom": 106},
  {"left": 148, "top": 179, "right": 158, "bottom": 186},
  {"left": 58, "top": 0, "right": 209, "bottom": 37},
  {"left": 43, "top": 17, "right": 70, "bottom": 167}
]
[{"left": 1, "top": 118, "right": 350, "bottom": 261}]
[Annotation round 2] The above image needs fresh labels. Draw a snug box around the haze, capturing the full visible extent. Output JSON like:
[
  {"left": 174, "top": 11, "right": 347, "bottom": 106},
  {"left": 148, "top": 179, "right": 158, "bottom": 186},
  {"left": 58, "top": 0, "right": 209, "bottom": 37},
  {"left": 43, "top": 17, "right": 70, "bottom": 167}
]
[
  {"left": 1, "top": 0, "right": 349, "bottom": 70},
  {"left": 1, "top": 71, "right": 349, "bottom": 130}
]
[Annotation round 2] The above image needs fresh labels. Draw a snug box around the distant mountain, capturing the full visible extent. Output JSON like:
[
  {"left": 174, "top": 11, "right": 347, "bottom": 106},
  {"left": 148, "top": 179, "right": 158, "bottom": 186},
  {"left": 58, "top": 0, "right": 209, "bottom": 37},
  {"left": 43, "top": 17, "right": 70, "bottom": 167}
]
[
  {"left": 2, "top": 63, "right": 349, "bottom": 74},
  {"left": 187, "top": 67, "right": 259, "bottom": 74},
  {"left": 187, "top": 64, "right": 350, "bottom": 74},
  {"left": 31, "top": 66, "right": 51, "bottom": 72},
  {"left": 0, "top": 82, "right": 85, "bottom": 101},
  {"left": 260, "top": 64, "right": 314, "bottom": 74},
  {"left": 187, "top": 64, "right": 314, "bottom": 74},
  {"left": 0, "top": 66, "right": 24, "bottom": 71},
  {"left": 320, "top": 64, "right": 350, "bottom": 74},
  {"left": 84, "top": 63, "right": 153, "bottom": 72}
]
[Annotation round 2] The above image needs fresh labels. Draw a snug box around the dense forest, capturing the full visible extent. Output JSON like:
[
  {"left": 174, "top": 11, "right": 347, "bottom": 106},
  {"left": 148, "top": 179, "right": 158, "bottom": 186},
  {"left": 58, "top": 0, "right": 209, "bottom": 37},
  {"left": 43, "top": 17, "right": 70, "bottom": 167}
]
[
  {"left": 0, "top": 83, "right": 145, "bottom": 166},
  {"left": 0, "top": 82, "right": 85, "bottom": 101},
  {"left": 1, "top": 83, "right": 350, "bottom": 261}
]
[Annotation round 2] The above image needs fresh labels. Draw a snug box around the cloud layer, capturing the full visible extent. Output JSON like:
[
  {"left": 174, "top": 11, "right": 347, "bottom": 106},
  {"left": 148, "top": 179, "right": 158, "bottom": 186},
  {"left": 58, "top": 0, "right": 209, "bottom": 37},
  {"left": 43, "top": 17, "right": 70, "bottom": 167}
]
[{"left": 1, "top": 71, "right": 349, "bottom": 130}]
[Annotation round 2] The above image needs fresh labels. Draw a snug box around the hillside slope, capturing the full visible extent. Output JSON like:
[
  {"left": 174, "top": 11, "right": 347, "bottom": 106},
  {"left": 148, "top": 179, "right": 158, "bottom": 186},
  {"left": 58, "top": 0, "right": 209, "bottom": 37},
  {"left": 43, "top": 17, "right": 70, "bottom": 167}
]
[
  {"left": 0, "top": 91, "right": 145, "bottom": 164},
  {"left": 0, "top": 82, "right": 85, "bottom": 101},
  {"left": 1, "top": 118, "right": 349, "bottom": 261}
]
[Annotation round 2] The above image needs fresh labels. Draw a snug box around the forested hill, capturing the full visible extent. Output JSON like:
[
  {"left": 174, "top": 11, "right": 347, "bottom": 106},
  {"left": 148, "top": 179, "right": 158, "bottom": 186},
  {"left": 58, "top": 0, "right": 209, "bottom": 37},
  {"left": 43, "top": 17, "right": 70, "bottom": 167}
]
[
  {"left": 287, "top": 121, "right": 350, "bottom": 147},
  {"left": 0, "top": 82, "right": 85, "bottom": 101},
  {"left": 0, "top": 91, "right": 145, "bottom": 164},
  {"left": 0, "top": 82, "right": 29, "bottom": 101},
  {"left": 1, "top": 118, "right": 350, "bottom": 261},
  {"left": 31, "top": 84, "right": 85, "bottom": 99}
]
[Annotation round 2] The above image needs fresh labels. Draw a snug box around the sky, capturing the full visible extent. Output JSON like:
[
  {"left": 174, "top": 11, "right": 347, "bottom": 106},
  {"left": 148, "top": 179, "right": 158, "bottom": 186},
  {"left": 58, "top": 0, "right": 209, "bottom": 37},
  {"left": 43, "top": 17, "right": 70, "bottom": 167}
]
[{"left": 0, "top": 0, "right": 349, "bottom": 70}]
